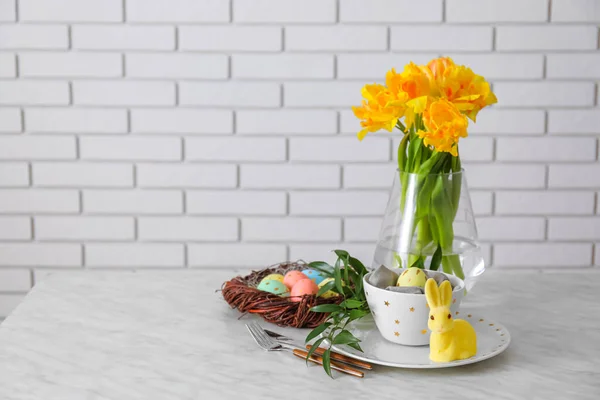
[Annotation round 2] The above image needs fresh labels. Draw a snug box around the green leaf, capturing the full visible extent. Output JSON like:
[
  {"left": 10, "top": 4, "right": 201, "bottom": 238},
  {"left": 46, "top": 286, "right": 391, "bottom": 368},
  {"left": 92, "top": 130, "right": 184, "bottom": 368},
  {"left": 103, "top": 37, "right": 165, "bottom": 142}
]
[
  {"left": 340, "top": 299, "right": 364, "bottom": 309},
  {"left": 394, "top": 253, "right": 403, "bottom": 268},
  {"left": 322, "top": 349, "right": 333, "bottom": 378},
  {"left": 409, "top": 137, "right": 423, "bottom": 172},
  {"left": 334, "top": 264, "right": 344, "bottom": 295},
  {"left": 397, "top": 132, "right": 410, "bottom": 172},
  {"left": 429, "top": 215, "right": 440, "bottom": 244},
  {"left": 430, "top": 243, "right": 442, "bottom": 271},
  {"left": 349, "top": 256, "right": 368, "bottom": 275},
  {"left": 417, "top": 150, "right": 443, "bottom": 176},
  {"left": 343, "top": 266, "right": 359, "bottom": 298},
  {"left": 316, "top": 280, "right": 336, "bottom": 297},
  {"left": 450, "top": 155, "right": 462, "bottom": 219},
  {"left": 332, "top": 330, "right": 361, "bottom": 345},
  {"left": 354, "top": 276, "right": 364, "bottom": 301},
  {"left": 305, "top": 323, "right": 331, "bottom": 343},
  {"left": 415, "top": 177, "right": 435, "bottom": 219},
  {"left": 346, "top": 342, "right": 364, "bottom": 353},
  {"left": 443, "top": 254, "right": 465, "bottom": 280},
  {"left": 410, "top": 256, "right": 425, "bottom": 269},
  {"left": 308, "top": 261, "right": 334, "bottom": 276},
  {"left": 337, "top": 252, "right": 350, "bottom": 288},
  {"left": 333, "top": 249, "right": 349, "bottom": 259},
  {"left": 348, "top": 309, "right": 369, "bottom": 321},
  {"left": 310, "top": 304, "right": 342, "bottom": 313},
  {"left": 431, "top": 175, "right": 455, "bottom": 250},
  {"left": 305, "top": 336, "right": 327, "bottom": 364}
]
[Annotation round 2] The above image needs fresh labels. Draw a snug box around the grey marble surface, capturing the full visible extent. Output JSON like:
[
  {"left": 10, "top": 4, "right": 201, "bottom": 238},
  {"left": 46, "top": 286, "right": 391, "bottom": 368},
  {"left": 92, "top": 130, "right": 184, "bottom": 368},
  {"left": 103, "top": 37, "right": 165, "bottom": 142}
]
[{"left": 0, "top": 269, "right": 598, "bottom": 400}]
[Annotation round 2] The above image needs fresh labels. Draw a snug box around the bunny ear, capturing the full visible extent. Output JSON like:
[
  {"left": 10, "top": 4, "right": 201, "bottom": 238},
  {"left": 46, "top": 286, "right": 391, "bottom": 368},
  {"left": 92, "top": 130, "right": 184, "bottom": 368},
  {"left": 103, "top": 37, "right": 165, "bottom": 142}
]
[
  {"left": 425, "top": 278, "right": 440, "bottom": 308},
  {"left": 439, "top": 281, "right": 453, "bottom": 307}
]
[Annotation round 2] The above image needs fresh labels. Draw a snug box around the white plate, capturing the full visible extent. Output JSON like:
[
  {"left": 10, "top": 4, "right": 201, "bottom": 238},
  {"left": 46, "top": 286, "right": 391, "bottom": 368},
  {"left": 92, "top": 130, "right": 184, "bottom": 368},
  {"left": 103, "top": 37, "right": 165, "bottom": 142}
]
[{"left": 327, "top": 312, "right": 510, "bottom": 369}]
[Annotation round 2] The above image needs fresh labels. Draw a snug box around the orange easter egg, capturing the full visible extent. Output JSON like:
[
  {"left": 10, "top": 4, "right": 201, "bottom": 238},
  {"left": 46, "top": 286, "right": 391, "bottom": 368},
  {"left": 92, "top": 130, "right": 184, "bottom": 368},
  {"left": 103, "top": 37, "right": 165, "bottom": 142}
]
[
  {"left": 283, "top": 270, "right": 309, "bottom": 290},
  {"left": 290, "top": 279, "right": 319, "bottom": 302}
]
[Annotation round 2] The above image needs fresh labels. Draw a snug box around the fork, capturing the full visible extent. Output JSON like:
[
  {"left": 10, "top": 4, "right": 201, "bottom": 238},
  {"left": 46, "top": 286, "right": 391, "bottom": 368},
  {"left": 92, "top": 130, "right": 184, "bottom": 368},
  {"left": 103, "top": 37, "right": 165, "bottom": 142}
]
[
  {"left": 264, "top": 329, "right": 292, "bottom": 341},
  {"left": 246, "top": 322, "right": 364, "bottom": 378},
  {"left": 264, "top": 329, "right": 373, "bottom": 370}
]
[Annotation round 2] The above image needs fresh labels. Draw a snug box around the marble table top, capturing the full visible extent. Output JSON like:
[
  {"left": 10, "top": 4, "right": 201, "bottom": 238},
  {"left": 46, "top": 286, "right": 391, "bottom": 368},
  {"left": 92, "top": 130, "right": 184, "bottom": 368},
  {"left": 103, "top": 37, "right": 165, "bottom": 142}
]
[{"left": 0, "top": 269, "right": 598, "bottom": 400}]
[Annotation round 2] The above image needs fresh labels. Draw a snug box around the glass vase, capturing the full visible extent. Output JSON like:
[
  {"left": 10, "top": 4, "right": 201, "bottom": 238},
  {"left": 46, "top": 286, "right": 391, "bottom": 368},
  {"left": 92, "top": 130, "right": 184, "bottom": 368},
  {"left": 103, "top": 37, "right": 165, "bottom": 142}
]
[{"left": 372, "top": 169, "right": 485, "bottom": 291}]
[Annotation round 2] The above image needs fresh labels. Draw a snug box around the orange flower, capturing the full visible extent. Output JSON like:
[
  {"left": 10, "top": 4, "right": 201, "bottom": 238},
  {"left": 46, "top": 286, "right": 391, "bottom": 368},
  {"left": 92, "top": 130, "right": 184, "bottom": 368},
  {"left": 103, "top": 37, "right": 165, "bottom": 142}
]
[
  {"left": 385, "top": 63, "right": 434, "bottom": 130},
  {"left": 352, "top": 57, "right": 496, "bottom": 141},
  {"left": 352, "top": 84, "right": 405, "bottom": 141},
  {"left": 418, "top": 98, "right": 468, "bottom": 156},
  {"left": 386, "top": 63, "right": 433, "bottom": 100},
  {"left": 428, "top": 57, "right": 497, "bottom": 122},
  {"left": 427, "top": 57, "right": 455, "bottom": 81}
]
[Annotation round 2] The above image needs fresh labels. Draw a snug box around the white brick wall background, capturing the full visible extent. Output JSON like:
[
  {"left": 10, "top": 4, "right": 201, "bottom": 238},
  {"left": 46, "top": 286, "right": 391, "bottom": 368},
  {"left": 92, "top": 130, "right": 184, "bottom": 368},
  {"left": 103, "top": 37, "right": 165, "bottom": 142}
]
[{"left": 0, "top": 0, "right": 599, "bottom": 317}]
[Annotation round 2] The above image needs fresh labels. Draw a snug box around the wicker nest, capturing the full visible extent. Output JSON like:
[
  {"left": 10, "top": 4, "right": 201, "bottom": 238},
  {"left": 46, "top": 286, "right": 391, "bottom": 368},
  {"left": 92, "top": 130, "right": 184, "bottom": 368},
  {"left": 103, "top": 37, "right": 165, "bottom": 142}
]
[{"left": 221, "top": 261, "right": 342, "bottom": 328}]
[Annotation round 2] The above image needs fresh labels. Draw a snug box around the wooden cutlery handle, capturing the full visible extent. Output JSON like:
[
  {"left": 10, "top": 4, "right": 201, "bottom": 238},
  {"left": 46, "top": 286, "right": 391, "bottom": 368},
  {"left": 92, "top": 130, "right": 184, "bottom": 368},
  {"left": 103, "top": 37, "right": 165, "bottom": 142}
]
[
  {"left": 292, "top": 349, "right": 364, "bottom": 378},
  {"left": 305, "top": 345, "right": 373, "bottom": 370}
]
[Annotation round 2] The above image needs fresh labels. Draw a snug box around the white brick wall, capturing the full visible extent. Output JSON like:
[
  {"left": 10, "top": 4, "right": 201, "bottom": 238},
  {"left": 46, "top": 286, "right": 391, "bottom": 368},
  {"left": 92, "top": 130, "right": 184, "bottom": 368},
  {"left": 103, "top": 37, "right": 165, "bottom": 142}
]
[
  {"left": 179, "top": 26, "right": 281, "bottom": 51},
  {"left": 26, "top": 108, "right": 128, "bottom": 133},
  {"left": 126, "top": 0, "right": 229, "bottom": 23},
  {"left": 19, "top": 0, "right": 123, "bottom": 22},
  {"left": 20, "top": 52, "right": 122, "bottom": 78},
  {"left": 72, "top": 26, "right": 175, "bottom": 50},
  {"left": 0, "top": 0, "right": 598, "bottom": 317},
  {"left": 0, "top": 25, "right": 68, "bottom": 49}
]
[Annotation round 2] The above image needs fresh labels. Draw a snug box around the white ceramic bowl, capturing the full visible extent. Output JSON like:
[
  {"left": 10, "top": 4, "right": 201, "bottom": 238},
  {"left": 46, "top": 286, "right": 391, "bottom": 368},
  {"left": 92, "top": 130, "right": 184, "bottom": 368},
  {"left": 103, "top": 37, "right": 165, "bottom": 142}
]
[{"left": 363, "top": 269, "right": 466, "bottom": 346}]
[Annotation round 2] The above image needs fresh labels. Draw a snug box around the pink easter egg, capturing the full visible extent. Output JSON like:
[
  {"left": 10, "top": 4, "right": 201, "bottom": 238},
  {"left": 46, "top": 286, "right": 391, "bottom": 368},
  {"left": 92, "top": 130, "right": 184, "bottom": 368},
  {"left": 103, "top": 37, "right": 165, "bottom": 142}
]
[
  {"left": 290, "top": 279, "right": 319, "bottom": 302},
  {"left": 283, "top": 270, "right": 309, "bottom": 290}
]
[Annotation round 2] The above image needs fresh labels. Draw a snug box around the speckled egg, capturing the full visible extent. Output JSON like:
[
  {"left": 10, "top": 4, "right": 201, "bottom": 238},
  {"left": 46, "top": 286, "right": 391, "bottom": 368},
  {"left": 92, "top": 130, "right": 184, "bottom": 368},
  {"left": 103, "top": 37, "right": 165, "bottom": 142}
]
[
  {"left": 262, "top": 273, "right": 285, "bottom": 284},
  {"left": 302, "top": 269, "right": 326, "bottom": 285},
  {"left": 318, "top": 277, "right": 340, "bottom": 299},
  {"left": 396, "top": 267, "right": 427, "bottom": 288},
  {"left": 290, "top": 279, "right": 319, "bottom": 302},
  {"left": 283, "top": 270, "right": 309, "bottom": 290},
  {"left": 257, "top": 279, "right": 290, "bottom": 296}
]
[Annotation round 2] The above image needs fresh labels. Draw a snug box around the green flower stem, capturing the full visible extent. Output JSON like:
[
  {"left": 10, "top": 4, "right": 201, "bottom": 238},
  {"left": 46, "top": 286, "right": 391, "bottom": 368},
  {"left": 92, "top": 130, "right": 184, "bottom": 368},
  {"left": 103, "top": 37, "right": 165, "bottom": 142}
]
[
  {"left": 408, "top": 217, "right": 432, "bottom": 267},
  {"left": 396, "top": 127, "right": 466, "bottom": 281},
  {"left": 418, "top": 216, "right": 432, "bottom": 251},
  {"left": 398, "top": 133, "right": 410, "bottom": 212},
  {"left": 442, "top": 254, "right": 464, "bottom": 279}
]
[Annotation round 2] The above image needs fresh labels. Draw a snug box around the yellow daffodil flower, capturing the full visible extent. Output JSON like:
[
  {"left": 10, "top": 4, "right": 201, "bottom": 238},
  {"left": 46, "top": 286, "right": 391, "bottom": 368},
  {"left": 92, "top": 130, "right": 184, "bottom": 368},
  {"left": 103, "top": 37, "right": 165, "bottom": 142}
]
[
  {"left": 386, "top": 63, "right": 433, "bottom": 100},
  {"left": 352, "top": 84, "right": 405, "bottom": 141},
  {"left": 418, "top": 98, "right": 468, "bottom": 157},
  {"left": 385, "top": 63, "right": 434, "bottom": 130},
  {"left": 428, "top": 57, "right": 497, "bottom": 122},
  {"left": 352, "top": 56, "right": 496, "bottom": 142}
]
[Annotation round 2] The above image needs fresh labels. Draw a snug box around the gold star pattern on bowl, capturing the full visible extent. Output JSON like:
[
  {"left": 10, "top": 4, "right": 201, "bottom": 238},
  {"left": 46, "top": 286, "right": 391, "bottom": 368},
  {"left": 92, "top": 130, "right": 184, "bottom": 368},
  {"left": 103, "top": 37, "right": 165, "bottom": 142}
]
[
  {"left": 421, "top": 329, "right": 427, "bottom": 334},
  {"left": 394, "top": 319, "right": 399, "bottom": 324},
  {"left": 394, "top": 331, "right": 400, "bottom": 337},
  {"left": 384, "top": 301, "right": 390, "bottom": 306},
  {"left": 409, "top": 307, "right": 415, "bottom": 312}
]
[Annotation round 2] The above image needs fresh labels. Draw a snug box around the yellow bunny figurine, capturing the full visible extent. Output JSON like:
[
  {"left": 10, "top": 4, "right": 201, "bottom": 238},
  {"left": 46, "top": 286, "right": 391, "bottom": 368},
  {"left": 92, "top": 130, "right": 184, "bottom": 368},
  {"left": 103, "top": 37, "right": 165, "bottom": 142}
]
[{"left": 425, "top": 278, "right": 477, "bottom": 363}]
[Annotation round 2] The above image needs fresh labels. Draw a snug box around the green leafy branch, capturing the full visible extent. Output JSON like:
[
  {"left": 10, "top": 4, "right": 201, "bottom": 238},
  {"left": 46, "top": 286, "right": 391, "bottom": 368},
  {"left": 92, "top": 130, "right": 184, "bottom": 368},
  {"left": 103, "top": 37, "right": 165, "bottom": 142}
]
[{"left": 304, "top": 250, "right": 371, "bottom": 377}]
